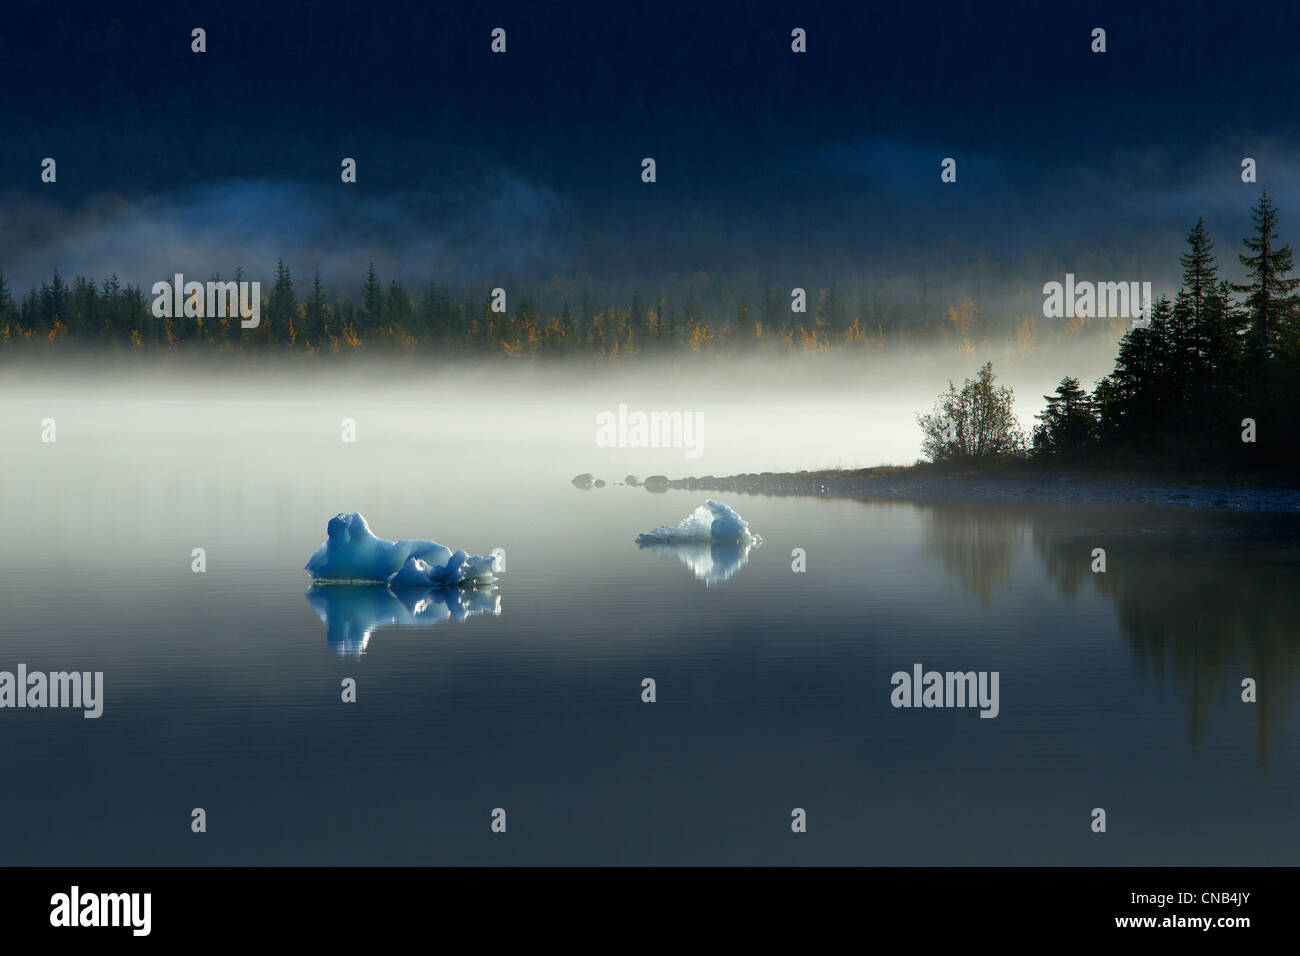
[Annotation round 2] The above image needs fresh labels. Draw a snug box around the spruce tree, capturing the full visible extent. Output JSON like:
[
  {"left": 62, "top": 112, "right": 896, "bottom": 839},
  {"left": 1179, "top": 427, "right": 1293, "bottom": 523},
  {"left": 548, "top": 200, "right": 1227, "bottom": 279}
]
[
  {"left": 0, "top": 271, "right": 14, "bottom": 329},
  {"left": 1099, "top": 295, "right": 1172, "bottom": 453},
  {"left": 266, "top": 259, "right": 297, "bottom": 346},
  {"left": 361, "top": 262, "right": 383, "bottom": 329},
  {"left": 1232, "top": 192, "right": 1299, "bottom": 366},
  {"left": 1032, "top": 377, "right": 1097, "bottom": 459},
  {"left": 303, "top": 271, "right": 329, "bottom": 346},
  {"left": 1179, "top": 218, "right": 1218, "bottom": 339}
]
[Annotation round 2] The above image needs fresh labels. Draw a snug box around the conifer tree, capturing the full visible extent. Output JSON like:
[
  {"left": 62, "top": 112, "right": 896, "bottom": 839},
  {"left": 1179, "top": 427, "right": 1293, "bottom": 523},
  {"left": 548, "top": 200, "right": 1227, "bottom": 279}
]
[
  {"left": 1232, "top": 192, "right": 1300, "bottom": 366},
  {"left": 1032, "top": 377, "right": 1097, "bottom": 459},
  {"left": 361, "top": 262, "right": 383, "bottom": 327},
  {"left": 266, "top": 259, "right": 297, "bottom": 346},
  {"left": 303, "top": 271, "right": 329, "bottom": 346}
]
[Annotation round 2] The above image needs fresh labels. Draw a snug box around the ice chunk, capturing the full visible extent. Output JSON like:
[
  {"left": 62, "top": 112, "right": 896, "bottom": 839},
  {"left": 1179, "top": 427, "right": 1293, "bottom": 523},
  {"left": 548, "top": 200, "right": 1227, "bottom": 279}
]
[
  {"left": 426, "top": 549, "right": 498, "bottom": 587},
  {"left": 390, "top": 555, "right": 438, "bottom": 588},
  {"left": 305, "top": 512, "right": 493, "bottom": 587},
  {"left": 634, "top": 499, "right": 758, "bottom": 545},
  {"left": 635, "top": 500, "right": 761, "bottom": 584},
  {"left": 388, "top": 550, "right": 499, "bottom": 588}
]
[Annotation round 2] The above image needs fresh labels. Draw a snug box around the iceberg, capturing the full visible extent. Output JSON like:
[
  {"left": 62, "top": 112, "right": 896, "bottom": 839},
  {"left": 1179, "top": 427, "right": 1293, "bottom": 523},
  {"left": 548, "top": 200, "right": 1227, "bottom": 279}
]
[
  {"left": 634, "top": 499, "right": 759, "bottom": 545},
  {"left": 634, "top": 500, "right": 761, "bottom": 585},
  {"left": 306, "top": 584, "right": 501, "bottom": 655},
  {"left": 305, "top": 512, "right": 496, "bottom": 587}
]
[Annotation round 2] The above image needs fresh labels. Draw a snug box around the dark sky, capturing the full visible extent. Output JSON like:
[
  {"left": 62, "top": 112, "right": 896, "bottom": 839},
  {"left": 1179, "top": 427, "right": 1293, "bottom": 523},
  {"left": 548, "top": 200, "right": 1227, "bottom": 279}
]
[{"left": 3, "top": 0, "right": 1298, "bottom": 298}]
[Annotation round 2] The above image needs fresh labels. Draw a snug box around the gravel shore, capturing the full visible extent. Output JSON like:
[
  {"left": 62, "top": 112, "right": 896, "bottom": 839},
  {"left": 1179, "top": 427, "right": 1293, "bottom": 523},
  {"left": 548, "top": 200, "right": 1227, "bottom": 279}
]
[{"left": 620, "top": 470, "right": 1300, "bottom": 513}]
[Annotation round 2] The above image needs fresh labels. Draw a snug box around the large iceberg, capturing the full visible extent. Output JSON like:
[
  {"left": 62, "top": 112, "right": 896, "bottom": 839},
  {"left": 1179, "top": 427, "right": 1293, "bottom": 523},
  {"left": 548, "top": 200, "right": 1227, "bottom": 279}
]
[
  {"left": 305, "top": 512, "right": 497, "bottom": 587},
  {"left": 634, "top": 500, "right": 759, "bottom": 545}
]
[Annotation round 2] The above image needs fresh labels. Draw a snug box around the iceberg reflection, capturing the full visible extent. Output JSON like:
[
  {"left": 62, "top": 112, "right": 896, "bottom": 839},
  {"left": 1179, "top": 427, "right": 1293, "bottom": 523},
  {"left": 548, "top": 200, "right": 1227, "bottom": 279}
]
[
  {"left": 305, "top": 584, "right": 501, "bottom": 655},
  {"left": 636, "top": 539, "right": 757, "bottom": 586}
]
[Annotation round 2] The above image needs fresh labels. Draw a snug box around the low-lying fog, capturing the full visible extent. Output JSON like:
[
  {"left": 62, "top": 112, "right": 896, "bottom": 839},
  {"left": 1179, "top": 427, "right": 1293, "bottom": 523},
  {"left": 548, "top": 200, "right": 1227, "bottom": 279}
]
[{"left": 0, "top": 339, "right": 1121, "bottom": 479}]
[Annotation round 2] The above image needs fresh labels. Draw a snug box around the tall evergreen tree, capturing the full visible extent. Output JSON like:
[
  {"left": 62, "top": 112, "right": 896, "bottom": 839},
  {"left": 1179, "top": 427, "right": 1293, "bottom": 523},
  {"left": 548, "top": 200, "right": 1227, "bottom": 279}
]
[
  {"left": 303, "top": 271, "right": 329, "bottom": 346},
  {"left": 1232, "top": 192, "right": 1300, "bottom": 366},
  {"left": 266, "top": 259, "right": 297, "bottom": 346},
  {"left": 385, "top": 279, "right": 411, "bottom": 332},
  {"left": 100, "top": 274, "right": 122, "bottom": 341},
  {"left": 361, "top": 262, "right": 383, "bottom": 327},
  {"left": 0, "top": 271, "right": 14, "bottom": 328},
  {"left": 38, "top": 269, "right": 68, "bottom": 332},
  {"left": 1179, "top": 218, "right": 1218, "bottom": 338},
  {"left": 1097, "top": 294, "right": 1173, "bottom": 453},
  {"left": 1032, "top": 377, "right": 1097, "bottom": 459}
]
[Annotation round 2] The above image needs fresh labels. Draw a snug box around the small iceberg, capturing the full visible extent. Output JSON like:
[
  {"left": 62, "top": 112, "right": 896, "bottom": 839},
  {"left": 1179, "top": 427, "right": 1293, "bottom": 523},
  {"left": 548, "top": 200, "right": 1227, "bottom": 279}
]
[
  {"left": 635, "top": 500, "right": 761, "bottom": 585},
  {"left": 635, "top": 500, "right": 759, "bottom": 545},
  {"left": 305, "top": 512, "right": 497, "bottom": 587}
]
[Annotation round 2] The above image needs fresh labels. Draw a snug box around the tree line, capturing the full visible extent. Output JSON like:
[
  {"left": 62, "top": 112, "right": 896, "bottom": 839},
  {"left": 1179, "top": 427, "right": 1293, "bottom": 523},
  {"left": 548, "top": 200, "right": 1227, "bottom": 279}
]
[
  {"left": 920, "top": 193, "right": 1300, "bottom": 472},
  {"left": 0, "top": 261, "right": 1115, "bottom": 359}
]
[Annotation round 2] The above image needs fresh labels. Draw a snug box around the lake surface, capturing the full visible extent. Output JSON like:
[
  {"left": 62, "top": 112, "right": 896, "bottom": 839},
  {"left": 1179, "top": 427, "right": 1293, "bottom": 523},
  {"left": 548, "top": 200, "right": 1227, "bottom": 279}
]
[{"left": 1, "top": 385, "right": 1297, "bottom": 865}]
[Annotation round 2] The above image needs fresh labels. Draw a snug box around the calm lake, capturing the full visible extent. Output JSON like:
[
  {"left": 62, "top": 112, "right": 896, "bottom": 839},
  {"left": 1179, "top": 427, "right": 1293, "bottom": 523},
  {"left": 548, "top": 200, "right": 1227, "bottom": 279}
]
[{"left": 1, "top": 374, "right": 1297, "bottom": 865}]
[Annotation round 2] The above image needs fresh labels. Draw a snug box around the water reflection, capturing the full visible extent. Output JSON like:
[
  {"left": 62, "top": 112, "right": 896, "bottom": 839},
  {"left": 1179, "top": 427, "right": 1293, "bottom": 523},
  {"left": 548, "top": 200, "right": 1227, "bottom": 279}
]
[
  {"left": 920, "top": 499, "right": 1300, "bottom": 762},
  {"left": 921, "top": 504, "right": 1028, "bottom": 607},
  {"left": 1035, "top": 521, "right": 1300, "bottom": 765},
  {"left": 305, "top": 584, "right": 501, "bottom": 655},
  {"left": 636, "top": 539, "right": 757, "bottom": 586}
]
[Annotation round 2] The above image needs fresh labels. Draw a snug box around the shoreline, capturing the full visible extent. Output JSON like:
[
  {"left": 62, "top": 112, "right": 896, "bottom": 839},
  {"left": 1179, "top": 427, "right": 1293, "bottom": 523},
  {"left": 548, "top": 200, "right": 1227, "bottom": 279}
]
[{"left": 597, "top": 468, "right": 1300, "bottom": 513}]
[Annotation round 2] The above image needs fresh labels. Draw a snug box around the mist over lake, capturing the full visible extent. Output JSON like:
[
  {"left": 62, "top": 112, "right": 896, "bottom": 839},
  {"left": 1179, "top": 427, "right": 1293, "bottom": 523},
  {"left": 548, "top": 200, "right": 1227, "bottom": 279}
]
[{"left": 1, "top": 364, "right": 1295, "bottom": 865}]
